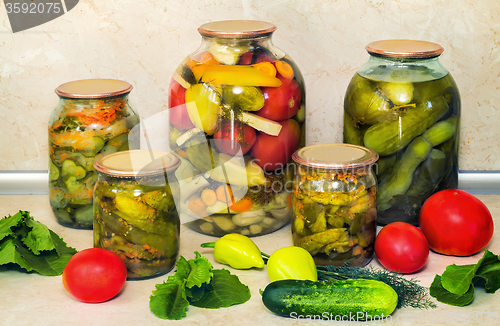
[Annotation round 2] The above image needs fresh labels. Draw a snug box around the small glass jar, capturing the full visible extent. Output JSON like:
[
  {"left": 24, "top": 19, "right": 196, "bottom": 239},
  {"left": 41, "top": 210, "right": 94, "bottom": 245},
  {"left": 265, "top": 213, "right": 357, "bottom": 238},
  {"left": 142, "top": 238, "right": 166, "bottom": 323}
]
[
  {"left": 343, "top": 40, "right": 460, "bottom": 225},
  {"left": 169, "top": 20, "right": 306, "bottom": 237},
  {"left": 291, "top": 144, "right": 378, "bottom": 267},
  {"left": 48, "top": 79, "right": 140, "bottom": 229},
  {"left": 93, "top": 150, "right": 181, "bottom": 280}
]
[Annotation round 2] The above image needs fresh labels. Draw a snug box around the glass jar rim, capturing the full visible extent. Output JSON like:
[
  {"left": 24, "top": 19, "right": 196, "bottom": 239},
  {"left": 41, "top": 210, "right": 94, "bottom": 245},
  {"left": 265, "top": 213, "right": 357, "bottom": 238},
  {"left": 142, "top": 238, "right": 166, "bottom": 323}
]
[
  {"left": 292, "top": 143, "right": 379, "bottom": 169},
  {"left": 198, "top": 20, "right": 276, "bottom": 39},
  {"left": 94, "top": 150, "right": 180, "bottom": 177},
  {"left": 366, "top": 39, "right": 444, "bottom": 59},
  {"left": 55, "top": 79, "right": 133, "bottom": 99}
]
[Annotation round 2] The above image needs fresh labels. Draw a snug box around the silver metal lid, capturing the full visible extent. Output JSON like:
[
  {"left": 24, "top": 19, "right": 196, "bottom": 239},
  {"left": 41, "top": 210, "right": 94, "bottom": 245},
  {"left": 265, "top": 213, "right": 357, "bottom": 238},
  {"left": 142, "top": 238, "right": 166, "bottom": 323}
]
[
  {"left": 94, "top": 150, "right": 180, "bottom": 177},
  {"left": 292, "top": 143, "right": 379, "bottom": 169}
]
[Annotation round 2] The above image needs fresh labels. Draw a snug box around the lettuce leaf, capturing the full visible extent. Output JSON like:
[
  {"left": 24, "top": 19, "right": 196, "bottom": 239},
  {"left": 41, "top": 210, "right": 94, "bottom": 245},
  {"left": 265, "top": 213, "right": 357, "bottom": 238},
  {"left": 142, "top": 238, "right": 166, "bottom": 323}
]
[{"left": 0, "top": 211, "right": 77, "bottom": 275}]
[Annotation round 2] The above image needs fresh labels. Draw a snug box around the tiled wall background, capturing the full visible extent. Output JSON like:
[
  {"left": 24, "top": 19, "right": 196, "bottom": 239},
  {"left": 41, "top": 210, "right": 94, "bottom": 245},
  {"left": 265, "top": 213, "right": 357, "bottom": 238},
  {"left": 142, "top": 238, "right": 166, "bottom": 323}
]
[{"left": 1, "top": 0, "right": 499, "bottom": 170}]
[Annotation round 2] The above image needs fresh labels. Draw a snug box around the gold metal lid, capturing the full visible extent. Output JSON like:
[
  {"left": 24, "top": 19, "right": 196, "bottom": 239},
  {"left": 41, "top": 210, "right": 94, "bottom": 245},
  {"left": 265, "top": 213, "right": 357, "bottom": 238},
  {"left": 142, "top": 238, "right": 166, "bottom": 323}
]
[
  {"left": 55, "top": 79, "right": 133, "bottom": 99},
  {"left": 94, "top": 150, "right": 181, "bottom": 177},
  {"left": 198, "top": 20, "right": 277, "bottom": 38},
  {"left": 366, "top": 40, "right": 444, "bottom": 59},
  {"left": 292, "top": 143, "right": 379, "bottom": 169}
]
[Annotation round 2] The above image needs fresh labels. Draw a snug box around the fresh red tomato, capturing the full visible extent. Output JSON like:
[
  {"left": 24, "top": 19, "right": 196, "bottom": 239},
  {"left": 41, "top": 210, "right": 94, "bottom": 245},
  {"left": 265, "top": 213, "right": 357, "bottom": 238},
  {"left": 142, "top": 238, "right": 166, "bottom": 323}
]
[
  {"left": 419, "top": 189, "right": 494, "bottom": 256},
  {"left": 62, "top": 248, "right": 127, "bottom": 303},
  {"left": 251, "top": 119, "right": 300, "bottom": 171},
  {"left": 168, "top": 79, "right": 194, "bottom": 130},
  {"left": 257, "top": 75, "right": 301, "bottom": 121},
  {"left": 375, "top": 222, "right": 429, "bottom": 274},
  {"left": 213, "top": 121, "right": 257, "bottom": 156}
]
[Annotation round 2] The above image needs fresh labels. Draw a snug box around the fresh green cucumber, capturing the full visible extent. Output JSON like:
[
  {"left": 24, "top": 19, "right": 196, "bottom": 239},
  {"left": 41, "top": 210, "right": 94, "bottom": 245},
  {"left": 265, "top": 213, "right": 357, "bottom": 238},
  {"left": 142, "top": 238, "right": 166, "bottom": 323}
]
[
  {"left": 262, "top": 279, "right": 398, "bottom": 319},
  {"left": 364, "top": 95, "right": 448, "bottom": 156},
  {"left": 377, "top": 136, "right": 433, "bottom": 211}
]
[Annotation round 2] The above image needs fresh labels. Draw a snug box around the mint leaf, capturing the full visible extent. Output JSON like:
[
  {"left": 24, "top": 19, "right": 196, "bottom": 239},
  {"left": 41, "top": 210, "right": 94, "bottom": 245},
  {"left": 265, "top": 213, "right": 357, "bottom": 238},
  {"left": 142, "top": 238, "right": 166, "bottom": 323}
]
[
  {"left": 150, "top": 274, "right": 190, "bottom": 320},
  {"left": 430, "top": 275, "right": 475, "bottom": 306},
  {"left": 190, "top": 269, "right": 251, "bottom": 309},
  {"left": 441, "top": 264, "right": 476, "bottom": 295},
  {"left": 186, "top": 251, "right": 213, "bottom": 288}
]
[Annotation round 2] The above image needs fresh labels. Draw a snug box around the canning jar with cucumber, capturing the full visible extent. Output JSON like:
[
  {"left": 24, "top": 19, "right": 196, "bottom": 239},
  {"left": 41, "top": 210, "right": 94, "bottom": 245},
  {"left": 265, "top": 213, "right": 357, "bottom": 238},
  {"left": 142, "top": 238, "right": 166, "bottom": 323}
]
[
  {"left": 48, "top": 79, "right": 140, "bottom": 229},
  {"left": 344, "top": 40, "right": 460, "bottom": 225},
  {"left": 291, "top": 144, "right": 379, "bottom": 267},
  {"left": 93, "top": 150, "right": 181, "bottom": 280},
  {"left": 168, "top": 20, "right": 305, "bottom": 237}
]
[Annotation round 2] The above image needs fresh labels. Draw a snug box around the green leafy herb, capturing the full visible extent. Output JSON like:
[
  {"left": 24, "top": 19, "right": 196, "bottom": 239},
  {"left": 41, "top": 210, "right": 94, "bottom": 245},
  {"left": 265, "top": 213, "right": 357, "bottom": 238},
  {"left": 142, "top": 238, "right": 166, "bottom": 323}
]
[
  {"left": 149, "top": 251, "right": 251, "bottom": 320},
  {"left": 0, "top": 210, "right": 77, "bottom": 275},
  {"left": 430, "top": 249, "right": 500, "bottom": 306},
  {"left": 317, "top": 264, "right": 437, "bottom": 310}
]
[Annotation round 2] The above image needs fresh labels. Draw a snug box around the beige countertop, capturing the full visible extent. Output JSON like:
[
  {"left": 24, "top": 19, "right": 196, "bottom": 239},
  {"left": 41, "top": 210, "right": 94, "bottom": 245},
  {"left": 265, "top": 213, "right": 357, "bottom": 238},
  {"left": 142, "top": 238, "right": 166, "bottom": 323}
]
[{"left": 1, "top": 194, "right": 499, "bottom": 326}]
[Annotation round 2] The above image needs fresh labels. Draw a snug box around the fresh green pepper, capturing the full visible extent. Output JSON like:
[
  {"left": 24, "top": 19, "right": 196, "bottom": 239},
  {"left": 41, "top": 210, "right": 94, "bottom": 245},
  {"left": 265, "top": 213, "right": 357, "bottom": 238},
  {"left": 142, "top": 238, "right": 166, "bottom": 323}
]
[
  {"left": 266, "top": 246, "right": 318, "bottom": 282},
  {"left": 201, "top": 233, "right": 264, "bottom": 269}
]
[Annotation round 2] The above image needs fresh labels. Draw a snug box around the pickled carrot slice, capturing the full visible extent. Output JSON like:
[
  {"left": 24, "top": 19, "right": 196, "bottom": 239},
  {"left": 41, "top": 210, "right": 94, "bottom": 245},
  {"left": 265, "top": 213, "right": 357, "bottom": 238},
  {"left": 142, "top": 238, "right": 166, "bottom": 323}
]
[{"left": 275, "top": 60, "right": 294, "bottom": 79}]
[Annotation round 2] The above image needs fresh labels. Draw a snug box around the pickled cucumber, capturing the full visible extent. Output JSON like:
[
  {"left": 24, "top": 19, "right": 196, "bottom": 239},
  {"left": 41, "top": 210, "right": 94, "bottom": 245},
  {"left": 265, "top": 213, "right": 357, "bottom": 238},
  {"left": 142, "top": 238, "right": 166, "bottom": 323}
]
[
  {"left": 377, "top": 137, "right": 433, "bottom": 211},
  {"left": 222, "top": 85, "right": 265, "bottom": 111},
  {"left": 422, "top": 116, "right": 457, "bottom": 146},
  {"left": 379, "top": 82, "right": 414, "bottom": 105},
  {"left": 364, "top": 96, "right": 449, "bottom": 156},
  {"left": 345, "top": 75, "right": 392, "bottom": 125}
]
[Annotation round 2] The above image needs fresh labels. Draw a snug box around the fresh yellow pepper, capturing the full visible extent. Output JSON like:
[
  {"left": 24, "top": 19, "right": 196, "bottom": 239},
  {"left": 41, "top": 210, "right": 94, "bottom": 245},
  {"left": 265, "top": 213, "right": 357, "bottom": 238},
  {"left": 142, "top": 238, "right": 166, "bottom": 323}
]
[
  {"left": 201, "top": 233, "right": 265, "bottom": 269},
  {"left": 200, "top": 65, "right": 282, "bottom": 87},
  {"left": 266, "top": 246, "right": 318, "bottom": 282}
]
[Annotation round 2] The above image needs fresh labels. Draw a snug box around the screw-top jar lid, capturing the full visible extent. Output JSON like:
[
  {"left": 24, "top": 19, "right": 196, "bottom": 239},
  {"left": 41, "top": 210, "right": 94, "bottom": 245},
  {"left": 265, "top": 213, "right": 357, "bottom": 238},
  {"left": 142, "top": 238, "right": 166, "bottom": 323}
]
[
  {"left": 55, "top": 79, "right": 133, "bottom": 99},
  {"left": 94, "top": 150, "right": 181, "bottom": 177},
  {"left": 198, "top": 20, "right": 277, "bottom": 38},
  {"left": 366, "top": 40, "right": 444, "bottom": 59},
  {"left": 292, "top": 143, "right": 379, "bottom": 169}
]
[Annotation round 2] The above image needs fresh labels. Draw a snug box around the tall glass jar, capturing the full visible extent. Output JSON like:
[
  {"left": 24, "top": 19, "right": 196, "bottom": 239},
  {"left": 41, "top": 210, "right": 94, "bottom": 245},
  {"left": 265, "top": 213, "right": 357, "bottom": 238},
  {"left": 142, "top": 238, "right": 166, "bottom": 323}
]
[
  {"left": 291, "top": 144, "right": 379, "bottom": 267},
  {"left": 169, "top": 20, "right": 306, "bottom": 237},
  {"left": 344, "top": 40, "right": 460, "bottom": 226},
  {"left": 93, "top": 150, "right": 181, "bottom": 280},
  {"left": 48, "top": 79, "right": 140, "bottom": 229}
]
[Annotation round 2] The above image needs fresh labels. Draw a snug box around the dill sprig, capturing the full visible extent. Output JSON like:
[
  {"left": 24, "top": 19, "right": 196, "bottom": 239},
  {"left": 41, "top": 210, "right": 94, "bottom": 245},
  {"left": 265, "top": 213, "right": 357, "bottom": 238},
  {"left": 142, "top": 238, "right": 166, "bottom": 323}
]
[{"left": 316, "top": 265, "right": 437, "bottom": 310}]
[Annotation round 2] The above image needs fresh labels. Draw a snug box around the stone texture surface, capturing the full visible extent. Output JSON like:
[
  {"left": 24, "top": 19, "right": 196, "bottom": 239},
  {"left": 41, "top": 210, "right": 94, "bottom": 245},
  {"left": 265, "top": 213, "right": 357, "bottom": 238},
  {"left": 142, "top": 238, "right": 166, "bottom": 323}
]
[{"left": 0, "top": 0, "right": 499, "bottom": 170}]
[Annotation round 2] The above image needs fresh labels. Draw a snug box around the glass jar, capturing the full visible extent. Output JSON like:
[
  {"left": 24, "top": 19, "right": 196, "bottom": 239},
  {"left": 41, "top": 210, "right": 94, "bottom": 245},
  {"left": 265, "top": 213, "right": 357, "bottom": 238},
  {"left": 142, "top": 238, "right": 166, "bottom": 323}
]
[
  {"left": 291, "top": 144, "right": 378, "bottom": 267},
  {"left": 93, "top": 150, "right": 181, "bottom": 280},
  {"left": 48, "top": 79, "right": 140, "bottom": 229},
  {"left": 169, "top": 20, "right": 306, "bottom": 237},
  {"left": 343, "top": 40, "right": 460, "bottom": 226}
]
